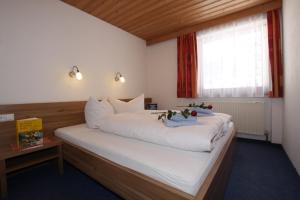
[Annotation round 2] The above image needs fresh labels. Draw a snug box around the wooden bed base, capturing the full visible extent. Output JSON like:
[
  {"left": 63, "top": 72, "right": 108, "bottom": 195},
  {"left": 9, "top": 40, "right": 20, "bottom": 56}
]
[{"left": 62, "top": 128, "right": 236, "bottom": 200}]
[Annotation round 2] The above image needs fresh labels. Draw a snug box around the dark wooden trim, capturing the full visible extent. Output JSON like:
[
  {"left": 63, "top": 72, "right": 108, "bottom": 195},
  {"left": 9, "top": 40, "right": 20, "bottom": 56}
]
[
  {"left": 57, "top": 144, "right": 64, "bottom": 175},
  {"left": 0, "top": 160, "right": 7, "bottom": 198},
  {"left": 60, "top": 128, "right": 236, "bottom": 200}
]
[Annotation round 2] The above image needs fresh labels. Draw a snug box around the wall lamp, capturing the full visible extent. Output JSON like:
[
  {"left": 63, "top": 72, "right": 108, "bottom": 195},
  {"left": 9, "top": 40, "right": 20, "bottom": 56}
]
[
  {"left": 115, "top": 72, "right": 125, "bottom": 83},
  {"left": 69, "top": 66, "right": 83, "bottom": 80}
]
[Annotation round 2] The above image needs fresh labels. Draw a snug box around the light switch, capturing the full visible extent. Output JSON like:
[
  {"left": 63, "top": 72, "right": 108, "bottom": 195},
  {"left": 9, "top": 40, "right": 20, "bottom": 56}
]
[{"left": 0, "top": 113, "right": 15, "bottom": 122}]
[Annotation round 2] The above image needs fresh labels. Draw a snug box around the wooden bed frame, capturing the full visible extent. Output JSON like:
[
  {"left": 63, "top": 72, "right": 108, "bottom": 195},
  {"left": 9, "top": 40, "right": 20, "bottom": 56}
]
[{"left": 0, "top": 98, "right": 236, "bottom": 200}]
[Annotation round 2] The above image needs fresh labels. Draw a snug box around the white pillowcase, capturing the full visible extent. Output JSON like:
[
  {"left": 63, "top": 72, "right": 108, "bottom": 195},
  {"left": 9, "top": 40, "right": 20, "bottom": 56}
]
[
  {"left": 85, "top": 97, "right": 114, "bottom": 129},
  {"left": 109, "top": 94, "right": 145, "bottom": 113}
]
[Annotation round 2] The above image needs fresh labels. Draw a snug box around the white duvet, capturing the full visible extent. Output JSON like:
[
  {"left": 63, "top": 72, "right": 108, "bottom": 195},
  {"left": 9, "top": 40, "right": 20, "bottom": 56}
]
[{"left": 98, "top": 110, "right": 232, "bottom": 152}]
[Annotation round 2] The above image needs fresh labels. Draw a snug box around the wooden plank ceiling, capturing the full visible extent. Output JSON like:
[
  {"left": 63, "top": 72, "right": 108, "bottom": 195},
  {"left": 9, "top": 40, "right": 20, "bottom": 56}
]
[{"left": 62, "top": 0, "right": 282, "bottom": 45}]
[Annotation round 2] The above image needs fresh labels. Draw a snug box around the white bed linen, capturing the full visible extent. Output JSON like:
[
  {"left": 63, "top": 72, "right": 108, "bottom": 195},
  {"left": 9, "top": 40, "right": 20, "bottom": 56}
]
[
  {"left": 97, "top": 110, "right": 232, "bottom": 152},
  {"left": 55, "top": 122, "right": 234, "bottom": 196}
]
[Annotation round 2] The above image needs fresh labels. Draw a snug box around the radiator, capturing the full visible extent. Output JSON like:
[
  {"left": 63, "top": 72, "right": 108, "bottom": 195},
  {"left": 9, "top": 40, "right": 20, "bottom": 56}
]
[{"left": 207, "top": 102, "right": 265, "bottom": 135}]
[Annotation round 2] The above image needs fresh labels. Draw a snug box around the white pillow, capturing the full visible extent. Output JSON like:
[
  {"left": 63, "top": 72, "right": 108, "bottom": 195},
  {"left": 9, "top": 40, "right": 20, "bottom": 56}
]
[
  {"left": 84, "top": 97, "right": 114, "bottom": 129},
  {"left": 109, "top": 94, "right": 144, "bottom": 113}
]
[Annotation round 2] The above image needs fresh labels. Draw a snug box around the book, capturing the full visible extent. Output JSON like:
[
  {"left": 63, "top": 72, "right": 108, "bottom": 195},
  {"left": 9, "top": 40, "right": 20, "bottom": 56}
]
[{"left": 16, "top": 118, "right": 44, "bottom": 149}]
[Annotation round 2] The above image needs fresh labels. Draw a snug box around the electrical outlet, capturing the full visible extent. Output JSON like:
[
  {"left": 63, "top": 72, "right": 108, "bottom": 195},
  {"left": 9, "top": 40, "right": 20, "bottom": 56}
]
[{"left": 0, "top": 113, "right": 15, "bottom": 122}]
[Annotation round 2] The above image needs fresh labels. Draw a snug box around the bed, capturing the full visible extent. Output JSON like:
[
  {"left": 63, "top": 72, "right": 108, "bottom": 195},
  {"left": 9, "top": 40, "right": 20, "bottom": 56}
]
[
  {"left": 55, "top": 111, "right": 236, "bottom": 200},
  {"left": 0, "top": 99, "right": 236, "bottom": 200}
]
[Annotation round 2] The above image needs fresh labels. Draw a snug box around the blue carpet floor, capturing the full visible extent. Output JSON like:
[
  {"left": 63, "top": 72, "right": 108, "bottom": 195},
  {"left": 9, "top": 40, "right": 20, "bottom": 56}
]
[{"left": 4, "top": 139, "right": 300, "bottom": 200}]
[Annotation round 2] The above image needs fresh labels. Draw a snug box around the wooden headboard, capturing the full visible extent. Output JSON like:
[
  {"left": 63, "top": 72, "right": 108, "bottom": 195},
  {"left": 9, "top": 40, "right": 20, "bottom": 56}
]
[{"left": 0, "top": 98, "right": 152, "bottom": 146}]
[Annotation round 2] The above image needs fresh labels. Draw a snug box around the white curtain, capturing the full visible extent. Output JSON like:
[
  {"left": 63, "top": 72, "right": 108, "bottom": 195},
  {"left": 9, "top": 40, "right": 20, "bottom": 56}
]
[{"left": 197, "top": 13, "right": 271, "bottom": 97}]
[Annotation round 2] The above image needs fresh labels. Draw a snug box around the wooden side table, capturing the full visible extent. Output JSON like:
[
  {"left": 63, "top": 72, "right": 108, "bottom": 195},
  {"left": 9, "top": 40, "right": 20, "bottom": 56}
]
[{"left": 0, "top": 136, "right": 63, "bottom": 198}]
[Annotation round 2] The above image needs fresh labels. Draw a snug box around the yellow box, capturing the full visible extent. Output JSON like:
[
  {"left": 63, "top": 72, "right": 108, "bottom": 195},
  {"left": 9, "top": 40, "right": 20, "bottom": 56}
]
[
  {"left": 16, "top": 118, "right": 42, "bottom": 133},
  {"left": 16, "top": 118, "right": 43, "bottom": 149}
]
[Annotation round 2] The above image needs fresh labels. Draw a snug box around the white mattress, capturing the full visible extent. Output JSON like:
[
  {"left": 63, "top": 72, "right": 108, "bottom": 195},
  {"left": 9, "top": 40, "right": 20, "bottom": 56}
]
[{"left": 55, "top": 122, "right": 234, "bottom": 196}]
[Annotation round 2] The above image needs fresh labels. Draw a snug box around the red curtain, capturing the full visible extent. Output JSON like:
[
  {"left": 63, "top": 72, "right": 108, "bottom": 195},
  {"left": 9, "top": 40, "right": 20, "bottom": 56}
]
[
  {"left": 177, "top": 32, "right": 198, "bottom": 98},
  {"left": 267, "top": 9, "right": 283, "bottom": 97}
]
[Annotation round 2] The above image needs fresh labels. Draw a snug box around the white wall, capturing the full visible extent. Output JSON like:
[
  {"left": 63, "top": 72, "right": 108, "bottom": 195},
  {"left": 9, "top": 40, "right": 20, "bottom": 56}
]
[
  {"left": 0, "top": 0, "right": 146, "bottom": 104},
  {"left": 146, "top": 39, "right": 283, "bottom": 143},
  {"left": 146, "top": 39, "right": 178, "bottom": 108},
  {"left": 282, "top": 0, "right": 300, "bottom": 174}
]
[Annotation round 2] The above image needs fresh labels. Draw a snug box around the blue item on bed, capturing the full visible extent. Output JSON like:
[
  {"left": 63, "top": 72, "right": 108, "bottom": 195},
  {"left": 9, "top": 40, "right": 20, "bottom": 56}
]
[
  {"left": 170, "top": 115, "right": 197, "bottom": 122},
  {"left": 191, "top": 107, "right": 214, "bottom": 115},
  {"left": 163, "top": 119, "right": 200, "bottom": 127}
]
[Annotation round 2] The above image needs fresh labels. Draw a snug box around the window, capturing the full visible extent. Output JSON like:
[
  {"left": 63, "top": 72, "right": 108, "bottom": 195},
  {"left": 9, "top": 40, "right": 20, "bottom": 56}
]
[{"left": 197, "top": 13, "right": 271, "bottom": 97}]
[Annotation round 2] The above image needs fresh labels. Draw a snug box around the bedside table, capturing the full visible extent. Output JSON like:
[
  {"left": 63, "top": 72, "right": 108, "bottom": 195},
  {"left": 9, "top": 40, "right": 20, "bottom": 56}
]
[{"left": 0, "top": 136, "right": 63, "bottom": 198}]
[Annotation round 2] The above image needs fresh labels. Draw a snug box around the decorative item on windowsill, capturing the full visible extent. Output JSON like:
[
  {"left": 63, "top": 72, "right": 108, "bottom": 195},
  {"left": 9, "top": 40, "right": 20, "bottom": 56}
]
[
  {"left": 69, "top": 66, "right": 83, "bottom": 80},
  {"left": 178, "top": 102, "right": 214, "bottom": 115},
  {"left": 156, "top": 109, "right": 199, "bottom": 127},
  {"left": 115, "top": 72, "right": 125, "bottom": 83},
  {"left": 16, "top": 118, "right": 44, "bottom": 150}
]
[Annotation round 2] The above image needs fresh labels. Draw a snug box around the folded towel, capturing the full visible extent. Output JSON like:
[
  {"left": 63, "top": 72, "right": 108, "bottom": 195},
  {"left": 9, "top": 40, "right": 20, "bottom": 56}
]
[
  {"left": 170, "top": 114, "right": 197, "bottom": 122},
  {"left": 163, "top": 119, "right": 200, "bottom": 127},
  {"left": 191, "top": 107, "right": 214, "bottom": 115}
]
